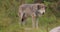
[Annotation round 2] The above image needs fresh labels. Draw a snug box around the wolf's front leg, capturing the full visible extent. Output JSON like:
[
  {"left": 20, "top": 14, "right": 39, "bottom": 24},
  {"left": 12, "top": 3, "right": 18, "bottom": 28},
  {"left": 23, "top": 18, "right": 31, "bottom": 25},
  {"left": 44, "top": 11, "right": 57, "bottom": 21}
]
[{"left": 32, "top": 13, "right": 36, "bottom": 29}]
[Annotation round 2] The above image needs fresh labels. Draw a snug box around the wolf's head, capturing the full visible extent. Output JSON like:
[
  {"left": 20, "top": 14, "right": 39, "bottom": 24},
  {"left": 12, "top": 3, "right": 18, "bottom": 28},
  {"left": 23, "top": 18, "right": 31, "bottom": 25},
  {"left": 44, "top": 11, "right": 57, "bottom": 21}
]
[{"left": 37, "top": 3, "right": 46, "bottom": 16}]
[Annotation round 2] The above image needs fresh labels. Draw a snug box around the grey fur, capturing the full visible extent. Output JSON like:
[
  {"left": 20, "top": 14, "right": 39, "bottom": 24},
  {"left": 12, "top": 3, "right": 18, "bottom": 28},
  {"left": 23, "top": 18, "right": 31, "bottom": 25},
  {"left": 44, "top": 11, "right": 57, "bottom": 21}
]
[{"left": 18, "top": 3, "right": 46, "bottom": 29}]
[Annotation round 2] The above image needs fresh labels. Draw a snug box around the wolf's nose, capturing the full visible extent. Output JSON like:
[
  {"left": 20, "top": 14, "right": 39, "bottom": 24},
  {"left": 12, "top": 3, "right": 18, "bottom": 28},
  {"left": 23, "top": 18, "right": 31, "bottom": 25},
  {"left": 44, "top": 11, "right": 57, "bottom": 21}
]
[{"left": 42, "top": 12, "right": 44, "bottom": 15}]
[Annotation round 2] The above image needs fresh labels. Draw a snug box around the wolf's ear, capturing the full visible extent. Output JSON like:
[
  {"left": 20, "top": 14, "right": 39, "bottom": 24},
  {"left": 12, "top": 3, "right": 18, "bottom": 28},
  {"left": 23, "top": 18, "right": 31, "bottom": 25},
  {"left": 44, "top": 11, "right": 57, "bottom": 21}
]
[{"left": 37, "top": 5, "right": 41, "bottom": 10}]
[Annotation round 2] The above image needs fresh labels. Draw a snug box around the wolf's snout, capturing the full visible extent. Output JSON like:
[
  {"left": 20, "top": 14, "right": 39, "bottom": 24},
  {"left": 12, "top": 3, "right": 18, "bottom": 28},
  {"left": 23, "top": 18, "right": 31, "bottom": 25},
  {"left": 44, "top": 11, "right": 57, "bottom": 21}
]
[{"left": 42, "top": 12, "right": 44, "bottom": 15}]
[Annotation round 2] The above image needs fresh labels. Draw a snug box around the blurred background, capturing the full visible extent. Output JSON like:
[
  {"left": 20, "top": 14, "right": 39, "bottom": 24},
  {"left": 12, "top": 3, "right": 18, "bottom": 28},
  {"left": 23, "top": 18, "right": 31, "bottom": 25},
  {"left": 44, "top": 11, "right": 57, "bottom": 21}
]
[{"left": 0, "top": 0, "right": 60, "bottom": 32}]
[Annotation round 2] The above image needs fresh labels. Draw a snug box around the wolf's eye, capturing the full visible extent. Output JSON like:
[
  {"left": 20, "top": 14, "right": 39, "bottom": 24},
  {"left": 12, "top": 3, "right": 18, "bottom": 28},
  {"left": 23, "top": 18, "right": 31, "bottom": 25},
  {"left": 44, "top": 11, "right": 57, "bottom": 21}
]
[{"left": 41, "top": 6, "right": 45, "bottom": 8}]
